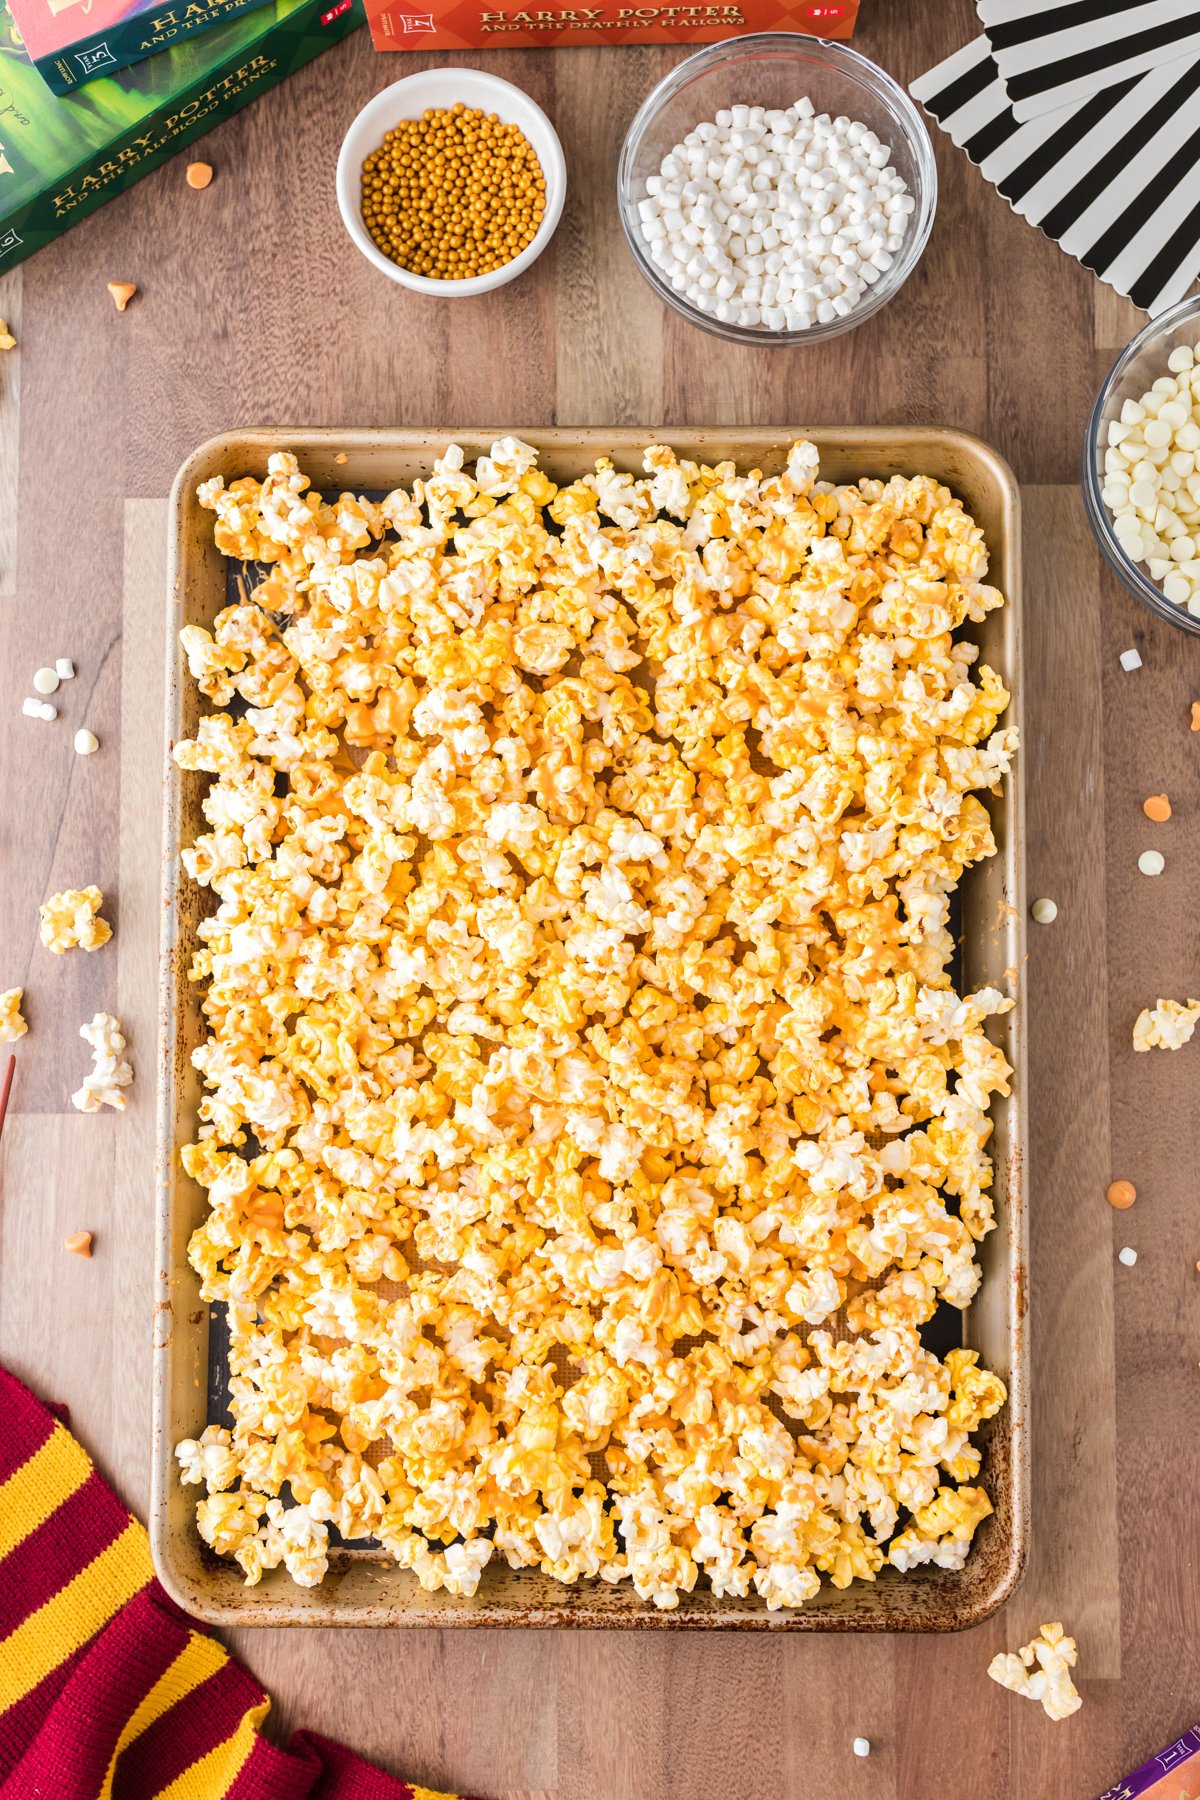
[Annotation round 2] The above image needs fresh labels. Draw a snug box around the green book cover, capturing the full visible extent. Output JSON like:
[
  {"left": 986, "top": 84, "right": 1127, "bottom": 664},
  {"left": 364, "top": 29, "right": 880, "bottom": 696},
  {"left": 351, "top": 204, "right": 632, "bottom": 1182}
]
[
  {"left": 0, "top": 0, "right": 362, "bottom": 264},
  {"left": 9, "top": 0, "right": 276, "bottom": 96}
]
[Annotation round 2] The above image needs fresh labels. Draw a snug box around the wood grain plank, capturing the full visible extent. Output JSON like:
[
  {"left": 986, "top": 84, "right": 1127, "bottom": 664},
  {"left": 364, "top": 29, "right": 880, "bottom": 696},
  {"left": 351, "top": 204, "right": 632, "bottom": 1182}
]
[
  {"left": 0, "top": 266, "right": 20, "bottom": 596},
  {"left": 1094, "top": 286, "right": 1145, "bottom": 353},
  {"left": 554, "top": 47, "right": 668, "bottom": 425},
  {"left": 237, "top": 1627, "right": 558, "bottom": 1794},
  {"left": 0, "top": 1113, "right": 118, "bottom": 1433},
  {"left": 110, "top": 500, "right": 170, "bottom": 1513},
  {"left": 556, "top": 1633, "right": 788, "bottom": 1800},
  {"left": 1020, "top": 488, "right": 1121, "bottom": 1680},
  {"left": 783, "top": 1640, "right": 896, "bottom": 1800}
]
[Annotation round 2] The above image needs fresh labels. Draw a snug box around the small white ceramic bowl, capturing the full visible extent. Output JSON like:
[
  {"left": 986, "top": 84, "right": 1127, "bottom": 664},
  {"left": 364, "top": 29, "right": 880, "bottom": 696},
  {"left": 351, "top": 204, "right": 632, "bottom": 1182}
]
[{"left": 336, "top": 69, "right": 566, "bottom": 296}]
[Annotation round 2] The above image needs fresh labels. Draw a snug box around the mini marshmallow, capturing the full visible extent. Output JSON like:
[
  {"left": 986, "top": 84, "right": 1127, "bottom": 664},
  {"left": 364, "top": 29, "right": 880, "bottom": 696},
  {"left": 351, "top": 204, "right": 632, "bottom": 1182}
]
[{"left": 637, "top": 96, "right": 912, "bottom": 334}]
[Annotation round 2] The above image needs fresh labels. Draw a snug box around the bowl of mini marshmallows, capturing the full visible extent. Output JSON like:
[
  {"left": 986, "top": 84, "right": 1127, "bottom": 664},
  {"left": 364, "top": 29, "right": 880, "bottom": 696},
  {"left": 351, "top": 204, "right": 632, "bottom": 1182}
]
[
  {"left": 1084, "top": 295, "right": 1200, "bottom": 632},
  {"left": 337, "top": 69, "right": 566, "bottom": 296},
  {"left": 618, "top": 34, "right": 936, "bottom": 343}
]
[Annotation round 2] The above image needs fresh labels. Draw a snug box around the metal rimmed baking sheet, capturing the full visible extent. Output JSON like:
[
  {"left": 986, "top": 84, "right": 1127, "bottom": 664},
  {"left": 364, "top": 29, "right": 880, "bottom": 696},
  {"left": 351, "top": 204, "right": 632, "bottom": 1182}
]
[{"left": 152, "top": 426, "right": 1026, "bottom": 1628}]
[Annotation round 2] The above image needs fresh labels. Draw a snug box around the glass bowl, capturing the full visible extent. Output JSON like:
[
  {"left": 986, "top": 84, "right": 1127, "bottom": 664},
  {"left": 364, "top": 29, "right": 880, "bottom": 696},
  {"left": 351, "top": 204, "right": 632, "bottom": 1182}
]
[
  {"left": 1083, "top": 295, "right": 1200, "bottom": 635},
  {"left": 617, "top": 34, "right": 937, "bottom": 346}
]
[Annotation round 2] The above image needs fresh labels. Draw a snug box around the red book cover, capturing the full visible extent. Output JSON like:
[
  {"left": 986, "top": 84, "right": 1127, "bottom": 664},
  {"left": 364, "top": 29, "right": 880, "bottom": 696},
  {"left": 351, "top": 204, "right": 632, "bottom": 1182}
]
[{"left": 365, "top": 0, "right": 856, "bottom": 51}]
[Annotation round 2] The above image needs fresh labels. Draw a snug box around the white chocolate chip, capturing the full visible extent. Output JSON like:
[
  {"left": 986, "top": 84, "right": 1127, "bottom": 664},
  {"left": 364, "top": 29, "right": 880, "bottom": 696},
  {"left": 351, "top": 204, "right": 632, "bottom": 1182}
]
[
  {"left": 1118, "top": 1246, "right": 1137, "bottom": 1267},
  {"left": 1031, "top": 897, "right": 1058, "bottom": 924},
  {"left": 1138, "top": 849, "right": 1165, "bottom": 876},
  {"left": 73, "top": 728, "right": 99, "bottom": 756},
  {"left": 55, "top": 658, "right": 76, "bottom": 680},
  {"left": 33, "top": 666, "right": 60, "bottom": 695},
  {"left": 1104, "top": 340, "right": 1200, "bottom": 606},
  {"left": 1119, "top": 648, "right": 1142, "bottom": 671}
]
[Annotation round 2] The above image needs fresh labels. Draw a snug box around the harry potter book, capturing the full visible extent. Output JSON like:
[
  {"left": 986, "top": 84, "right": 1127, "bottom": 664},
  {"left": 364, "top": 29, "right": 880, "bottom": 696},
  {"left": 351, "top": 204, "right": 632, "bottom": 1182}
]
[{"left": 10, "top": 0, "right": 275, "bottom": 91}]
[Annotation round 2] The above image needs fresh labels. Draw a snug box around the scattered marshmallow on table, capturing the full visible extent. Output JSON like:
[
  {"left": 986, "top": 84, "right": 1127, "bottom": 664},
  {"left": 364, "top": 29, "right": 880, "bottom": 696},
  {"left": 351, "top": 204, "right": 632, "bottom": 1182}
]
[
  {"left": 1102, "top": 339, "right": 1200, "bottom": 613},
  {"left": 637, "top": 100, "right": 914, "bottom": 333},
  {"left": 1119, "top": 647, "right": 1142, "bottom": 670}
]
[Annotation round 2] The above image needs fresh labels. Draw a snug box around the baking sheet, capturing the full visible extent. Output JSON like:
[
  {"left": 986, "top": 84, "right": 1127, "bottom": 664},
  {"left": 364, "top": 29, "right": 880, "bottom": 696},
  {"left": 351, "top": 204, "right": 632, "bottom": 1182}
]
[{"left": 152, "top": 427, "right": 1027, "bottom": 1628}]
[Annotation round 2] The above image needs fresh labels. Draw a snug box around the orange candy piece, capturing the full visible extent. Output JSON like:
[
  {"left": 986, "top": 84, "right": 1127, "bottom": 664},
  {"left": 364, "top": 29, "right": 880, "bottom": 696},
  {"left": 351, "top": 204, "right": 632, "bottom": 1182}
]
[
  {"left": 64, "top": 1231, "right": 93, "bottom": 1256},
  {"left": 1107, "top": 1180, "right": 1137, "bottom": 1210},
  {"left": 1143, "top": 794, "right": 1172, "bottom": 821}
]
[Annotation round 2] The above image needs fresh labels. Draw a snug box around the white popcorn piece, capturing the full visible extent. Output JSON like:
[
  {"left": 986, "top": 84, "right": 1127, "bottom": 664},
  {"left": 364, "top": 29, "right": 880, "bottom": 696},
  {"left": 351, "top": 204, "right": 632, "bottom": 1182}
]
[
  {"left": 988, "top": 1622, "right": 1082, "bottom": 1721},
  {"left": 0, "top": 988, "right": 27, "bottom": 1042},
  {"left": 1133, "top": 997, "right": 1200, "bottom": 1051},
  {"left": 71, "top": 1011, "right": 133, "bottom": 1113}
]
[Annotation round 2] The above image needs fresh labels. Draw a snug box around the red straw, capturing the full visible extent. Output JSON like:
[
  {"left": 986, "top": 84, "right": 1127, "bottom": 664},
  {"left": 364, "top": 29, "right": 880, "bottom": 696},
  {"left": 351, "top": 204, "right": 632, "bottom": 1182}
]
[{"left": 0, "top": 1054, "right": 15, "bottom": 1145}]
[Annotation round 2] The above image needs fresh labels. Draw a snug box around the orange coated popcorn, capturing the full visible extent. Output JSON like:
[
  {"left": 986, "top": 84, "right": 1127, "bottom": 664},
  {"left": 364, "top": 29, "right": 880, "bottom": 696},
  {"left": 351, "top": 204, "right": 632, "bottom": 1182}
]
[{"left": 173, "top": 440, "right": 1014, "bottom": 1607}]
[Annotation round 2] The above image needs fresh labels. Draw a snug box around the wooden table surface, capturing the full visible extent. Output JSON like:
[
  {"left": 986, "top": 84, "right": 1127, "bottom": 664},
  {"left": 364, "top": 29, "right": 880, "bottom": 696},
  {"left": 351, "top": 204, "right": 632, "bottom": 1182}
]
[{"left": 3, "top": 3, "right": 1200, "bottom": 1795}]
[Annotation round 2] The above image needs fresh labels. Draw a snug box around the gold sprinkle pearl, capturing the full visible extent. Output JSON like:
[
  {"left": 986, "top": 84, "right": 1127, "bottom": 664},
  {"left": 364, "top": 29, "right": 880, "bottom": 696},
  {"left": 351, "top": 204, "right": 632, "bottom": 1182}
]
[{"left": 360, "top": 103, "right": 547, "bottom": 282}]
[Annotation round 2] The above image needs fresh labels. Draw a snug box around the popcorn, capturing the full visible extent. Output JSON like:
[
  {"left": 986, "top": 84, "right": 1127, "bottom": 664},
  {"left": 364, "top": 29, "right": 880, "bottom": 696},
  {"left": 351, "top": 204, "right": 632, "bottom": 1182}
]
[
  {"left": 988, "top": 1622, "right": 1082, "bottom": 1721},
  {"left": 39, "top": 886, "right": 112, "bottom": 955},
  {"left": 173, "top": 440, "right": 1015, "bottom": 1608},
  {"left": 1132, "top": 997, "right": 1200, "bottom": 1052},
  {"left": 71, "top": 1012, "right": 133, "bottom": 1113},
  {"left": 0, "top": 988, "right": 27, "bottom": 1042}
]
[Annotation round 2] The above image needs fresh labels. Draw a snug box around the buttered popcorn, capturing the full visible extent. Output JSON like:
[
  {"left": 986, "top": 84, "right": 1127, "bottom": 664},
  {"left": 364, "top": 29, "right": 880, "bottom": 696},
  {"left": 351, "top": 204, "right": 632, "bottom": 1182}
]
[
  {"left": 172, "top": 440, "right": 1015, "bottom": 1607},
  {"left": 39, "top": 886, "right": 112, "bottom": 954}
]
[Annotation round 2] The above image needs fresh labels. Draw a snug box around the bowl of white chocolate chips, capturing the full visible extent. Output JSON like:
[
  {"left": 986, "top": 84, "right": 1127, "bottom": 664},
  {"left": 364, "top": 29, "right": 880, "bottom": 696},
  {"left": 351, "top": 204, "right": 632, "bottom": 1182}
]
[{"left": 1085, "top": 293, "right": 1200, "bottom": 633}]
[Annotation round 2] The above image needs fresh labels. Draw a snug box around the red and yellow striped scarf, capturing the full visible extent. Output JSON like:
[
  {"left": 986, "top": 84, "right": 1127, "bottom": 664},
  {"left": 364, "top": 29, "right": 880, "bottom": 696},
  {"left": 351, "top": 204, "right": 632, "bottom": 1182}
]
[{"left": 0, "top": 1368, "right": 475, "bottom": 1800}]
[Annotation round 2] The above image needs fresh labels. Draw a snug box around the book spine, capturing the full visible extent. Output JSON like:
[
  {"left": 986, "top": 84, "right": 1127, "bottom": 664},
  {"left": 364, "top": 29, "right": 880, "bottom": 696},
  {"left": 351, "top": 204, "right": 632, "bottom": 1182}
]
[
  {"left": 0, "top": 0, "right": 363, "bottom": 256},
  {"left": 34, "top": 0, "right": 275, "bottom": 94}
]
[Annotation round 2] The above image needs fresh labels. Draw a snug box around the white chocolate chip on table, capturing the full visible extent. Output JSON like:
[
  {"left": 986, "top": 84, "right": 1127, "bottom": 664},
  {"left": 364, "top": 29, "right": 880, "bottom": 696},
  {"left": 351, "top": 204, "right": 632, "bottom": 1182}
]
[{"left": 637, "top": 101, "right": 914, "bottom": 333}]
